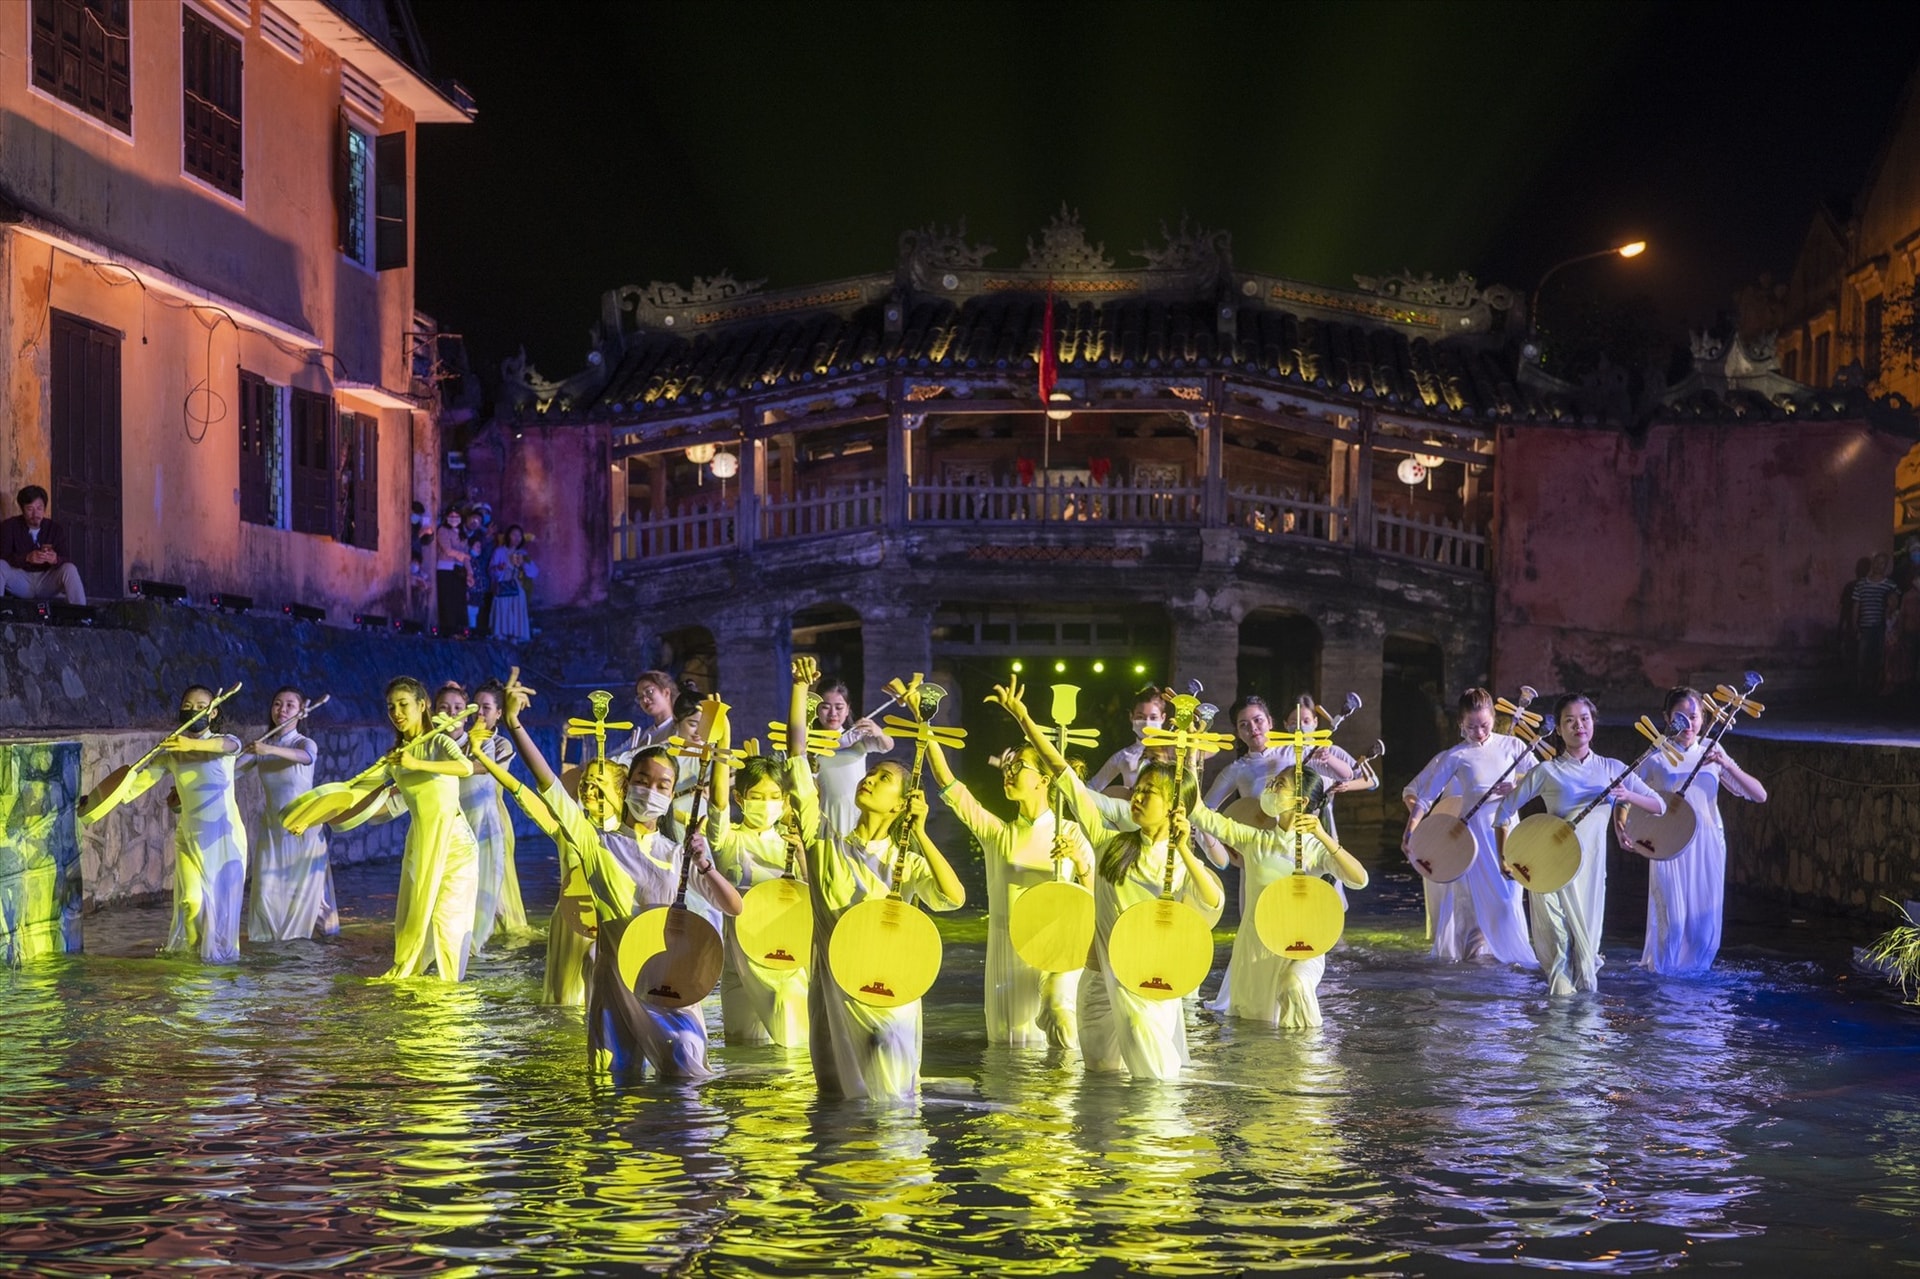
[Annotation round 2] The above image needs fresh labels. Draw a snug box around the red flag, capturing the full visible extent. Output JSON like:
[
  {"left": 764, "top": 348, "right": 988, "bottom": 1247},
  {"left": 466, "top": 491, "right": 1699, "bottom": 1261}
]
[{"left": 1038, "top": 281, "right": 1058, "bottom": 405}]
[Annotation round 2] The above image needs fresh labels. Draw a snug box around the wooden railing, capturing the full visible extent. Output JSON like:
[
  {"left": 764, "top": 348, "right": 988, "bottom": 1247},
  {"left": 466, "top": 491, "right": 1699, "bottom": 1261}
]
[
  {"left": 1373, "top": 506, "right": 1488, "bottom": 572},
  {"left": 612, "top": 501, "right": 736, "bottom": 562},
  {"left": 760, "top": 480, "right": 885, "bottom": 542},
  {"left": 1226, "top": 484, "right": 1347, "bottom": 544},
  {"left": 907, "top": 479, "right": 1203, "bottom": 526}
]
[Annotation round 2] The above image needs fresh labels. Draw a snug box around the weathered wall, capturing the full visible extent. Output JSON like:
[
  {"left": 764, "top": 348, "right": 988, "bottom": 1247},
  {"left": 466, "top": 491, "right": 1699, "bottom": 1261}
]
[
  {"left": 1493, "top": 418, "right": 1906, "bottom": 700},
  {"left": 1, "top": 739, "right": 81, "bottom": 964},
  {"left": 1717, "top": 735, "right": 1920, "bottom": 919},
  {"left": 464, "top": 419, "right": 609, "bottom": 611},
  {"left": 0, "top": 604, "right": 523, "bottom": 731}
]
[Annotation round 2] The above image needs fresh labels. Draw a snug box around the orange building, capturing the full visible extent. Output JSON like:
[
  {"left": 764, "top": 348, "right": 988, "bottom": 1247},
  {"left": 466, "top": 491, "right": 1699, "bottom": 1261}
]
[
  {"left": 1770, "top": 62, "right": 1920, "bottom": 534},
  {"left": 0, "top": 0, "right": 471, "bottom": 619}
]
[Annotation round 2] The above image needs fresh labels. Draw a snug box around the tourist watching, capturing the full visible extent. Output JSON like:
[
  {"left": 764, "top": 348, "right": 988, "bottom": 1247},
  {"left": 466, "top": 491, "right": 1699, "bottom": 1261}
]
[
  {"left": 489, "top": 524, "right": 538, "bottom": 643},
  {"left": 1848, "top": 552, "right": 1901, "bottom": 698},
  {"left": 434, "top": 506, "right": 471, "bottom": 637},
  {"left": 1, "top": 485, "right": 86, "bottom": 604}
]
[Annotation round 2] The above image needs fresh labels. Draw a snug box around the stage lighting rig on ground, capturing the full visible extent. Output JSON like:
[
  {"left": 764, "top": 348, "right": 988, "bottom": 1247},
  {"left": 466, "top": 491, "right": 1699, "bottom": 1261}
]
[
  {"left": 209, "top": 592, "right": 253, "bottom": 614},
  {"left": 47, "top": 602, "right": 95, "bottom": 627},
  {"left": 354, "top": 613, "right": 389, "bottom": 632},
  {"left": 129, "top": 579, "right": 189, "bottom": 603},
  {"left": 395, "top": 620, "right": 425, "bottom": 635},
  {"left": 283, "top": 602, "right": 326, "bottom": 623}
]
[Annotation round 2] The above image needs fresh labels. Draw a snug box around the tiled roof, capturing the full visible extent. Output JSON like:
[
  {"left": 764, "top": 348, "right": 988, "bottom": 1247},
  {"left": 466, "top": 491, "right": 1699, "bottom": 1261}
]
[{"left": 588, "top": 294, "right": 1554, "bottom": 423}]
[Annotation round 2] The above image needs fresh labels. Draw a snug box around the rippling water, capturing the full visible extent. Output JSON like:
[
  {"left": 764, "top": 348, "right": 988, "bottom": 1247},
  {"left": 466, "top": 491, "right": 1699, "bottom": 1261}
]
[{"left": 5, "top": 846, "right": 1919, "bottom": 1277}]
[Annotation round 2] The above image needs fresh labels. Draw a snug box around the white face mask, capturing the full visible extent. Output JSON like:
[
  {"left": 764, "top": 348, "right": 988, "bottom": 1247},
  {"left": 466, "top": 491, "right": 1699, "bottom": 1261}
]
[
  {"left": 1131, "top": 718, "right": 1157, "bottom": 741},
  {"left": 740, "top": 797, "right": 784, "bottom": 829},
  {"left": 629, "top": 788, "right": 672, "bottom": 824}
]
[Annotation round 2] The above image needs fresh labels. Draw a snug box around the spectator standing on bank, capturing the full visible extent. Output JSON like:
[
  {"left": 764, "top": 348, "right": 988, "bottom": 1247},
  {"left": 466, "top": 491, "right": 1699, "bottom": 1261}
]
[
  {"left": 434, "top": 507, "right": 471, "bottom": 637},
  {"left": 1849, "top": 552, "right": 1901, "bottom": 699},
  {"left": 489, "top": 525, "right": 538, "bottom": 643},
  {"left": 463, "top": 508, "right": 493, "bottom": 636},
  {"left": 1, "top": 485, "right": 87, "bottom": 604}
]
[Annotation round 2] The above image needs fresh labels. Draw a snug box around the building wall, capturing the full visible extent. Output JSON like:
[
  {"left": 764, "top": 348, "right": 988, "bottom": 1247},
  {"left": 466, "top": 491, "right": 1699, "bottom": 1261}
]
[
  {"left": 1492, "top": 417, "right": 1904, "bottom": 700},
  {"left": 0, "top": 0, "right": 436, "bottom": 617}
]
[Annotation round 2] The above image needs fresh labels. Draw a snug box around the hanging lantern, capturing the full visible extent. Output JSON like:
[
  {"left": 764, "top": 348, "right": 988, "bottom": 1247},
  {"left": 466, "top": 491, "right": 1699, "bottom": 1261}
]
[
  {"left": 1414, "top": 451, "right": 1445, "bottom": 468},
  {"left": 709, "top": 450, "right": 740, "bottom": 479},
  {"left": 1396, "top": 457, "right": 1427, "bottom": 486},
  {"left": 684, "top": 443, "right": 717, "bottom": 465},
  {"left": 1046, "top": 390, "right": 1074, "bottom": 422}
]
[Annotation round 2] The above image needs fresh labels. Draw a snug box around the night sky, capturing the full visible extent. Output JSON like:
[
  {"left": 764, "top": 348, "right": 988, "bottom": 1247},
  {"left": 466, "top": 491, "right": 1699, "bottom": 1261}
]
[{"left": 409, "top": 0, "right": 1920, "bottom": 387}]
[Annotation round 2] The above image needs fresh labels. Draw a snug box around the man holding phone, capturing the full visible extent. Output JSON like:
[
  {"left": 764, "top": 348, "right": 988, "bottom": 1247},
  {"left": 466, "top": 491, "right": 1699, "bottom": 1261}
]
[{"left": 1, "top": 485, "right": 87, "bottom": 605}]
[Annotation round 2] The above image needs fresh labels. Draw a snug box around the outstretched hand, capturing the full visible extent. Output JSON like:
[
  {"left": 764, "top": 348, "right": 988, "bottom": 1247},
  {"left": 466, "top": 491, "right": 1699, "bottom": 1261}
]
[
  {"left": 502, "top": 668, "right": 536, "bottom": 726},
  {"left": 791, "top": 655, "right": 820, "bottom": 686},
  {"left": 985, "top": 676, "right": 1027, "bottom": 719}
]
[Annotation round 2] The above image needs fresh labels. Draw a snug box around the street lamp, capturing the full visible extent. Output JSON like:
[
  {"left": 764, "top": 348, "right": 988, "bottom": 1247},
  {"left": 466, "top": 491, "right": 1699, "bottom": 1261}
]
[{"left": 1523, "top": 240, "right": 1648, "bottom": 361}]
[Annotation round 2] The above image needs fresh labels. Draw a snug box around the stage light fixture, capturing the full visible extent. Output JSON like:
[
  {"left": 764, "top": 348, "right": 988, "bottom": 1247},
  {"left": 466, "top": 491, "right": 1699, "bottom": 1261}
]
[
  {"left": 47, "top": 602, "right": 95, "bottom": 627},
  {"left": 283, "top": 601, "right": 326, "bottom": 623},
  {"left": 395, "top": 619, "right": 425, "bottom": 635},
  {"left": 209, "top": 592, "right": 253, "bottom": 614},
  {"left": 1132, "top": 662, "right": 1147, "bottom": 676},
  {"left": 129, "top": 579, "right": 189, "bottom": 603},
  {"left": 0, "top": 598, "right": 49, "bottom": 623},
  {"left": 354, "top": 613, "right": 390, "bottom": 631},
  {"left": 1054, "top": 660, "right": 1067, "bottom": 674},
  {"left": 1092, "top": 660, "right": 1106, "bottom": 674},
  {"left": 1010, "top": 660, "right": 1024, "bottom": 673}
]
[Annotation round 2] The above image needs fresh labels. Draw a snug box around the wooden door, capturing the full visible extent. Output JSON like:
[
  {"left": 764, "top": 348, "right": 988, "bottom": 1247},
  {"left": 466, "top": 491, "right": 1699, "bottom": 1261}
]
[{"left": 48, "top": 311, "right": 123, "bottom": 597}]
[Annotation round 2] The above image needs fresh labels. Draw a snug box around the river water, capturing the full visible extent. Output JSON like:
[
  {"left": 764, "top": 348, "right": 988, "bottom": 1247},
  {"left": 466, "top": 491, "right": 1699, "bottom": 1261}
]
[{"left": 4, "top": 845, "right": 1918, "bottom": 1277}]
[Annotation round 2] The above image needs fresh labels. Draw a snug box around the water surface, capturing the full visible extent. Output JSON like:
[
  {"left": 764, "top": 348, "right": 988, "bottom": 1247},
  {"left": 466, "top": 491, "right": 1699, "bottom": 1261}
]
[{"left": 4, "top": 847, "right": 1917, "bottom": 1276}]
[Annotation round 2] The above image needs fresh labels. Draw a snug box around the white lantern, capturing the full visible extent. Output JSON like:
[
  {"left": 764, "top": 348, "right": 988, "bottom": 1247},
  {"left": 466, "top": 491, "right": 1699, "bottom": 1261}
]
[
  {"left": 684, "top": 443, "right": 717, "bottom": 465},
  {"left": 709, "top": 450, "right": 740, "bottom": 479},
  {"left": 1396, "top": 457, "right": 1427, "bottom": 486},
  {"left": 1046, "top": 390, "right": 1073, "bottom": 421}
]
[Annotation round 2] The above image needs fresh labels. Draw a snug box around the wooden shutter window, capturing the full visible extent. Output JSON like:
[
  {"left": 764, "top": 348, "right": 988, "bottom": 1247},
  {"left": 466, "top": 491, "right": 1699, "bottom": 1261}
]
[
  {"left": 238, "top": 370, "right": 270, "bottom": 525},
  {"left": 374, "top": 131, "right": 409, "bottom": 271},
  {"left": 351, "top": 413, "right": 380, "bottom": 550},
  {"left": 290, "top": 388, "right": 335, "bottom": 536},
  {"left": 31, "top": 0, "right": 132, "bottom": 134},
  {"left": 183, "top": 8, "right": 244, "bottom": 199}
]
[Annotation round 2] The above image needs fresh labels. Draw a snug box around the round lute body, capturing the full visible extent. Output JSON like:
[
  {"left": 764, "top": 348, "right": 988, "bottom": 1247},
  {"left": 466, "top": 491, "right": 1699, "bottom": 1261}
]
[
  {"left": 1009, "top": 878, "right": 1095, "bottom": 973},
  {"left": 1620, "top": 792, "right": 1697, "bottom": 862},
  {"left": 1108, "top": 895, "right": 1213, "bottom": 1001},
  {"left": 281, "top": 778, "right": 383, "bottom": 835},
  {"left": 618, "top": 903, "right": 724, "bottom": 1009},
  {"left": 1405, "top": 795, "right": 1477, "bottom": 883},
  {"left": 1252, "top": 872, "right": 1346, "bottom": 958},
  {"left": 736, "top": 876, "right": 812, "bottom": 971},
  {"left": 1500, "top": 812, "right": 1583, "bottom": 893},
  {"left": 829, "top": 894, "right": 943, "bottom": 1007}
]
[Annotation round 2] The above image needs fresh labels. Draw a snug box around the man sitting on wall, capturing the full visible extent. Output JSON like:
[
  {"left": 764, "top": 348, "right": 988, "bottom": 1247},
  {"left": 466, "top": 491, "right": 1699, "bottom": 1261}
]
[{"left": 1, "top": 485, "right": 87, "bottom": 605}]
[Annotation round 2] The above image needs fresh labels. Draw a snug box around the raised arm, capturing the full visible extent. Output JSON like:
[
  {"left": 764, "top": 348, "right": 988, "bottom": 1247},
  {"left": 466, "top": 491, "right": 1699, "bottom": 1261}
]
[
  {"left": 788, "top": 655, "right": 818, "bottom": 767},
  {"left": 499, "top": 671, "right": 556, "bottom": 791},
  {"left": 903, "top": 791, "right": 965, "bottom": 910},
  {"left": 986, "top": 675, "right": 1067, "bottom": 777}
]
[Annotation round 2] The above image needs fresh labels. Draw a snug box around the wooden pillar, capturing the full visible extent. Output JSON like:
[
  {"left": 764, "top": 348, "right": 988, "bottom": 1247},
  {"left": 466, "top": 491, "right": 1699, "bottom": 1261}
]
[
  {"left": 1202, "top": 374, "right": 1226, "bottom": 526},
  {"left": 1353, "top": 409, "right": 1376, "bottom": 553},
  {"left": 884, "top": 376, "right": 908, "bottom": 529},
  {"left": 737, "top": 429, "right": 761, "bottom": 554}
]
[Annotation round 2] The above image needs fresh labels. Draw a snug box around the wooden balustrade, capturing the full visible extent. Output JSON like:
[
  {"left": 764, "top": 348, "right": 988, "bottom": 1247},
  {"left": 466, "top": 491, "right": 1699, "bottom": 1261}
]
[
  {"left": 760, "top": 480, "right": 886, "bottom": 541},
  {"left": 1225, "top": 484, "right": 1348, "bottom": 544},
  {"left": 907, "top": 479, "right": 1203, "bottom": 525},
  {"left": 612, "top": 501, "right": 736, "bottom": 562},
  {"left": 1372, "top": 506, "right": 1488, "bottom": 572}
]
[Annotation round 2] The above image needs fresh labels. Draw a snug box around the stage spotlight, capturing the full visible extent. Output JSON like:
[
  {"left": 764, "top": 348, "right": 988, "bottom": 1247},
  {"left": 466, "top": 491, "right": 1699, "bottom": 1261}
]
[
  {"left": 395, "top": 619, "right": 425, "bottom": 635},
  {"left": 1092, "top": 660, "right": 1106, "bottom": 674},
  {"left": 1053, "top": 660, "right": 1067, "bottom": 674},
  {"left": 283, "top": 601, "right": 326, "bottom": 623},
  {"left": 354, "top": 613, "right": 390, "bottom": 632},
  {"left": 47, "top": 602, "right": 95, "bottom": 627},
  {"left": 129, "top": 579, "right": 189, "bottom": 603},
  {"left": 1010, "top": 660, "right": 1024, "bottom": 673},
  {"left": 209, "top": 592, "right": 253, "bottom": 614},
  {"left": 0, "top": 599, "right": 48, "bottom": 623},
  {"left": 1132, "top": 662, "right": 1147, "bottom": 675}
]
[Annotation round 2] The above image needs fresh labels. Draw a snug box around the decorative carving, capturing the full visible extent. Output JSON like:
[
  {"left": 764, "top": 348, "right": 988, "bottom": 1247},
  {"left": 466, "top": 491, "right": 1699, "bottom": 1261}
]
[
  {"left": 1689, "top": 330, "right": 1727, "bottom": 363},
  {"left": 500, "top": 345, "right": 563, "bottom": 408},
  {"left": 1023, "top": 204, "right": 1113, "bottom": 273},
  {"left": 900, "top": 219, "right": 996, "bottom": 270},
  {"left": 1132, "top": 461, "right": 1183, "bottom": 489},
  {"left": 1131, "top": 217, "right": 1233, "bottom": 273},
  {"left": 1352, "top": 270, "right": 1515, "bottom": 311},
  {"left": 640, "top": 272, "right": 768, "bottom": 308},
  {"left": 905, "top": 383, "right": 948, "bottom": 402}
]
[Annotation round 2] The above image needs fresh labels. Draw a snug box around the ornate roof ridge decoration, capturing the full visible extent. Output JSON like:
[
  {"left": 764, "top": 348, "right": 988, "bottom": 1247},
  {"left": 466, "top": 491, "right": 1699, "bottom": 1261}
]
[
  {"left": 1131, "top": 216, "right": 1233, "bottom": 274},
  {"left": 1023, "top": 204, "right": 1114, "bottom": 273},
  {"left": 640, "top": 271, "right": 768, "bottom": 309},
  {"left": 1353, "top": 269, "right": 1519, "bottom": 313},
  {"left": 900, "top": 219, "right": 996, "bottom": 272}
]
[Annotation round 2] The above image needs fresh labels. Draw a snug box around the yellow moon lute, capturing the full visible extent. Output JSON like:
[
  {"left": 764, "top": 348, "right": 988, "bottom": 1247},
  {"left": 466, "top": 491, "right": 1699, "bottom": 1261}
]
[
  {"left": 1009, "top": 878, "right": 1095, "bottom": 973},
  {"left": 1500, "top": 812, "right": 1582, "bottom": 893}
]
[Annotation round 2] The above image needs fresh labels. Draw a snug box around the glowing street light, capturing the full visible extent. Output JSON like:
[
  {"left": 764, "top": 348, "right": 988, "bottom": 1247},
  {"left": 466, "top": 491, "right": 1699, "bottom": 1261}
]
[{"left": 1523, "top": 240, "right": 1649, "bottom": 361}]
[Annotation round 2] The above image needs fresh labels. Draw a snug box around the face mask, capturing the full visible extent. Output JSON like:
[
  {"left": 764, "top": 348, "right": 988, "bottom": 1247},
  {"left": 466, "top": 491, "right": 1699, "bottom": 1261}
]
[
  {"left": 629, "top": 788, "right": 672, "bottom": 823},
  {"left": 1131, "top": 718, "right": 1156, "bottom": 741},
  {"left": 1259, "top": 788, "right": 1294, "bottom": 818},
  {"left": 740, "top": 797, "right": 784, "bottom": 829}
]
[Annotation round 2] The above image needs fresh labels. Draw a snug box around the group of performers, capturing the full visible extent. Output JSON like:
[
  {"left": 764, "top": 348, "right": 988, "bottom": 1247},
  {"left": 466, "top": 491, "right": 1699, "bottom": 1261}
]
[{"left": 77, "top": 658, "right": 1766, "bottom": 1105}]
